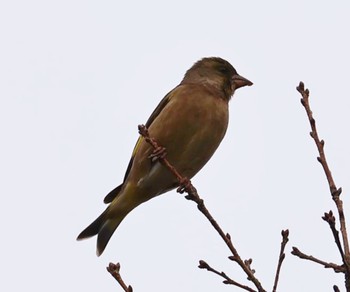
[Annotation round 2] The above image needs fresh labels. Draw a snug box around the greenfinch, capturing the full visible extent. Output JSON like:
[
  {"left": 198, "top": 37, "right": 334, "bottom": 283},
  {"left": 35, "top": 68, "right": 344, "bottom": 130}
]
[{"left": 77, "top": 57, "right": 252, "bottom": 256}]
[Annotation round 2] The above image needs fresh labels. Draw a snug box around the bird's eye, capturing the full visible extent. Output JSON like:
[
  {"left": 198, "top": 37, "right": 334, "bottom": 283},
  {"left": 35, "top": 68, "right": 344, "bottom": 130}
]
[{"left": 218, "top": 66, "right": 228, "bottom": 74}]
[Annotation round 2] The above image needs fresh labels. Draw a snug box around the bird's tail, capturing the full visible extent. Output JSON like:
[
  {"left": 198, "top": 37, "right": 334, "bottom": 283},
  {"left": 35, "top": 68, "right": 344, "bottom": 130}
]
[
  {"left": 77, "top": 205, "right": 130, "bottom": 256},
  {"left": 77, "top": 183, "right": 144, "bottom": 255}
]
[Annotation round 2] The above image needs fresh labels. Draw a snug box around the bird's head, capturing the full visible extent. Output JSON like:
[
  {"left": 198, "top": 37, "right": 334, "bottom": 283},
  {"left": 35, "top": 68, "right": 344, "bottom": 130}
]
[{"left": 182, "top": 57, "right": 253, "bottom": 100}]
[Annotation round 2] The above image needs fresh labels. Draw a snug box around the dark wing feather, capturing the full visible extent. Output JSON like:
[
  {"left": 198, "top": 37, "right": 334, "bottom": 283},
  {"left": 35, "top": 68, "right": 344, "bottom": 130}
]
[{"left": 103, "top": 184, "right": 123, "bottom": 204}]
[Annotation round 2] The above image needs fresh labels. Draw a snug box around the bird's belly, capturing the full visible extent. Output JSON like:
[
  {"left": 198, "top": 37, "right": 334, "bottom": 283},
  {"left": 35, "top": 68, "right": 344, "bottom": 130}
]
[{"left": 162, "top": 100, "right": 228, "bottom": 177}]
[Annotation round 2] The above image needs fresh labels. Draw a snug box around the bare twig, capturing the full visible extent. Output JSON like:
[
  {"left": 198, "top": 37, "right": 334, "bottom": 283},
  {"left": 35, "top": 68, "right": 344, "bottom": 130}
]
[
  {"left": 198, "top": 260, "right": 256, "bottom": 292},
  {"left": 291, "top": 247, "right": 345, "bottom": 273},
  {"left": 138, "top": 124, "right": 266, "bottom": 292},
  {"left": 297, "top": 81, "right": 350, "bottom": 292},
  {"left": 107, "top": 262, "right": 133, "bottom": 292},
  {"left": 272, "top": 230, "right": 289, "bottom": 292},
  {"left": 297, "top": 82, "right": 350, "bottom": 268},
  {"left": 183, "top": 184, "right": 264, "bottom": 291},
  {"left": 323, "top": 211, "right": 347, "bottom": 264}
]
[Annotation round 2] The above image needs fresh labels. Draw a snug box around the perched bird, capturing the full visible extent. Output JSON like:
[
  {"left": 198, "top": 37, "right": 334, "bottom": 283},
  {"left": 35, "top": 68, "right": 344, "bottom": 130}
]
[{"left": 77, "top": 57, "right": 253, "bottom": 256}]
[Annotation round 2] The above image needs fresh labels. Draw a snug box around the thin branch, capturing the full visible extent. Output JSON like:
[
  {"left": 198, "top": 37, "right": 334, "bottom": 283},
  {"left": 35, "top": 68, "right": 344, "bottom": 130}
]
[
  {"left": 198, "top": 260, "right": 256, "bottom": 292},
  {"left": 183, "top": 184, "right": 264, "bottom": 290},
  {"left": 323, "top": 211, "right": 347, "bottom": 264},
  {"left": 138, "top": 124, "right": 266, "bottom": 292},
  {"left": 297, "top": 82, "right": 337, "bottom": 200},
  {"left": 272, "top": 230, "right": 289, "bottom": 292},
  {"left": 297, "top": 82, "right": 350, "bottom": 271},
  {"left": 291, "top": 247, "right": 345, "bottom": 273},
  {"left": 107, "top": 262, "right": 133, "bottom": 292}
]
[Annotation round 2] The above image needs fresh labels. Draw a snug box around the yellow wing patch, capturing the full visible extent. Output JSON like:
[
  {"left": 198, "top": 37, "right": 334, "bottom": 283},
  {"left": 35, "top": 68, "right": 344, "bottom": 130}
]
[{"left": 132, "top": 136, "right": 144, "bottom": 157}]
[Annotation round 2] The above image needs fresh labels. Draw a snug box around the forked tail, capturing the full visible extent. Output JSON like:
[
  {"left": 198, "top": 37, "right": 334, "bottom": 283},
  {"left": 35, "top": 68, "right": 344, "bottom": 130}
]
[{"left": 77, "top": 207, "right": 128, "bottom": 256}]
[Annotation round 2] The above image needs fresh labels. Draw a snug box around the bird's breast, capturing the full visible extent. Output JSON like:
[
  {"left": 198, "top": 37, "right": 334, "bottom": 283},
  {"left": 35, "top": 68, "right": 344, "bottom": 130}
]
[{"left": 151, "top": 87, "right": 229, "bottom": 177}]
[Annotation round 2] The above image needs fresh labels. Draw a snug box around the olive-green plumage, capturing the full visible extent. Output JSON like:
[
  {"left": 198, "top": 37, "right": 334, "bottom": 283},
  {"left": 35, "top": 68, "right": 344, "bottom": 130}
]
[{"left": 77, "top": 57, "right": 252, "bottom": 256}]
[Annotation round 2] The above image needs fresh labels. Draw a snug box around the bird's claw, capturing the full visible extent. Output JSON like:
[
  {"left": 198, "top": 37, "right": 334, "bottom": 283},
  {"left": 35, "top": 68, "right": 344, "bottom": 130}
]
[
  {"left": 148, "top": 146, "right": 167, "bottom": 162},
  {"left": 177, "top": 177, "right": 191, "bottom": 194}
]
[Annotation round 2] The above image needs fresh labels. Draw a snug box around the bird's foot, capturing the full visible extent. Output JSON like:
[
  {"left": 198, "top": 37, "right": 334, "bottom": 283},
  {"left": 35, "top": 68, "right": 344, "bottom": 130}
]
[
  {"left": 177, "top": 177, "right": 191, "bottom": 194},
  {"left": 148, "top": 146, "right": 167, "bottom": 162}
]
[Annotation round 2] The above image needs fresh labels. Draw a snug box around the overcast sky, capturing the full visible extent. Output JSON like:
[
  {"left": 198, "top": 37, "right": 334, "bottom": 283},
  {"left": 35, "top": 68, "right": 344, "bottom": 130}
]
[{"left": 1, "top": 1, "right": 350, "bottom": 291}]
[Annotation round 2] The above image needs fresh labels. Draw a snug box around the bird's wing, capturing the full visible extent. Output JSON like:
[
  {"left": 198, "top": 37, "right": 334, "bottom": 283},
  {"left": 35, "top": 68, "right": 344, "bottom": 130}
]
[
  {"left": 103, "top": 87, "right": 178, "bottom": 204},
  {"left": 144, "top": 88, "right": 175, "bottom": 128}
]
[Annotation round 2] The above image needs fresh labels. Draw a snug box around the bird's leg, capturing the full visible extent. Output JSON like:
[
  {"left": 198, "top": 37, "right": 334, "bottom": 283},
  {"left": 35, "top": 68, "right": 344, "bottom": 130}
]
[
  {"left": 148, "top": 146, "right": 167, "bottom": 162},
  {"left": 177, "top": 177, "right": 192, "bottom": 194}
]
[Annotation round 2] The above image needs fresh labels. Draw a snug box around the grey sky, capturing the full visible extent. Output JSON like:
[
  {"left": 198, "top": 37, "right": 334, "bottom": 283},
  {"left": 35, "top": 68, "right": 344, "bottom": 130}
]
[{"left": 1, "top": 1, "right": 350, "bottom": 291}]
